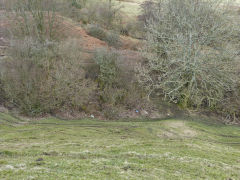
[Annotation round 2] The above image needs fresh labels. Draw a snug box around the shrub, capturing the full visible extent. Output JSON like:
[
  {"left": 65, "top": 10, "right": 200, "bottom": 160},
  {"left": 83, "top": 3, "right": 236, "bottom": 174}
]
[
  {"left": 93, "top": 49, "right": 120, "bottom": 89},
  {"left": 138, "top": 0, "right": 239, "bottom": 118},
  {"left": 93, "top": 49, "right": 148, "bottom": 113},
  {"left": 105, "top": 31, "right": 121, "bottom": 47},
  {"left": 1, "top": 38, "right": 96, "bottom": 115},
  {"left": 86, "top": 25, "right": 120, "bottom": 47},
  {"left": 86, "top": 24, "right": 107, "bottom": 41}
]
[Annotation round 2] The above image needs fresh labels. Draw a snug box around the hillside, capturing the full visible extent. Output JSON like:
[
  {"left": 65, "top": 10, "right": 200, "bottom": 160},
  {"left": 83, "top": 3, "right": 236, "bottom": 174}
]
[{"left": 0, "top": 0, "right": 240, "bottom": 179}]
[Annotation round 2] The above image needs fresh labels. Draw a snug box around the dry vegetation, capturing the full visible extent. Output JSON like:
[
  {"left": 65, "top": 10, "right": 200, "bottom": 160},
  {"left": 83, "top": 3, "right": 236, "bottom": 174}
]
[{"left": 0, "top": 0, "right": 239, "bottom": 122}]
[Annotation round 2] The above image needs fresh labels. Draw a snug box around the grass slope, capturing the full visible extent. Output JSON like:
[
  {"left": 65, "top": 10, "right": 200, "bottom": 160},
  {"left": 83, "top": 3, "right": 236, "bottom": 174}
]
[{"left": 0, "top": 113, "right": 240, "bottom": 179}]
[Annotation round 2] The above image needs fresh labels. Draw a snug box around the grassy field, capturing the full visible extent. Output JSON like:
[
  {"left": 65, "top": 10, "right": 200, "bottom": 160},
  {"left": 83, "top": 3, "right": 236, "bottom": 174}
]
[
  {"left": 118, "top": 0, "right": 145, "bottom": 17},
  {"left": 118, "top": 0, "right": 240, "bottom": 17},
  {"left": 0, "top": 113, "right": 240, "bottom": 179}
]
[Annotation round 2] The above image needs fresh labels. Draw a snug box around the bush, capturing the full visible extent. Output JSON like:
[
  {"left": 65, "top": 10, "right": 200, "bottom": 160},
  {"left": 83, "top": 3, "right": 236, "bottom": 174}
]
[
  {"left": 93, "top": 49, "right": 148, "bottom": 113},
  {"left": 1, "top": 38, "right": 96, "bottom": 115},
  {"left": 93, "top": 49, "right": 120, "bottom": 89},
  {"left": 138, "top": 0, "right": 239, "bottom": 118},
  {"left": 86, "top": 25, "right": 120, "bottom": 47},
  {"left": 93, "top": 49, "right": 128, "bottom": 119},
  {"left": 105, "top": 31, "right": 121, "bottom": 48},
  {"left": 86, "top": 24, "right": 107, "bottom": 41}
]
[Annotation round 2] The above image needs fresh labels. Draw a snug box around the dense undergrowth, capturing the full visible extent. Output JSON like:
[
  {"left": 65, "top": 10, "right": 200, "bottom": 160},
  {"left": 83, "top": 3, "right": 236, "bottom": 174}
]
[{"left": 0, "top": 0, "right": 239, "bottom": 122}]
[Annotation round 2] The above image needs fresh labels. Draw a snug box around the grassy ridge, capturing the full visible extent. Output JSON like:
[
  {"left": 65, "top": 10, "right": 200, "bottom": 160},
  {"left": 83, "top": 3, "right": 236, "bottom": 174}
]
[{"left": 0, "top": 113, "right": 240, "bottom": 179}]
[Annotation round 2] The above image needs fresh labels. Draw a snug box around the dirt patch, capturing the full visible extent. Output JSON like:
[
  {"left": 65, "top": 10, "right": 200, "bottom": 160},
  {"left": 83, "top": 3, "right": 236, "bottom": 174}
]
[
  {"left": 162, "top": 121, "right": 197, "bottom": 138},
  {"left": 120, "top": 36, "right": 142, "bottom": 50}
]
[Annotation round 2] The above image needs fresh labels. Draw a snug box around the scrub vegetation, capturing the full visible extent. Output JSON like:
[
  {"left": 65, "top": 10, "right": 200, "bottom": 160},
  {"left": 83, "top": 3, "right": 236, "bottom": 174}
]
[{"left": 0, "top": 0, "right": 239, "bottom": 121}]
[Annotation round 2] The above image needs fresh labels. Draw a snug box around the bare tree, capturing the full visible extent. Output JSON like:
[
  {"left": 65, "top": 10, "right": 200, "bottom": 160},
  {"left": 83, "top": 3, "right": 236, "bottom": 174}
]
[{"left": 138, "top": 0, "right": 239, "bottom": 115}]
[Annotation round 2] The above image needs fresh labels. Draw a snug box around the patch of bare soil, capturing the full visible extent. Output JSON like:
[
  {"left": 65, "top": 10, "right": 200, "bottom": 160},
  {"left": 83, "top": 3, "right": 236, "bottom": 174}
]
[
  {"left": 120, "top": 36, "right": 142, "bottom": 50},
  {"left": 163, "top": 121, "right": 197, "bottom": 138}
]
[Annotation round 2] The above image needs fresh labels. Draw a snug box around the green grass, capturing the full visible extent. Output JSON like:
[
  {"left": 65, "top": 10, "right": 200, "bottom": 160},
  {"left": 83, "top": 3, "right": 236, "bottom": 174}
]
[
  {"left": 118, "top": 0, "right": 240, "bottom": 18},
  {"left": 0, "top": 113, "right": 240, "bottom": 179},
  {"left": 118, "top": 0, "right": 145, "bottom": 17}
]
